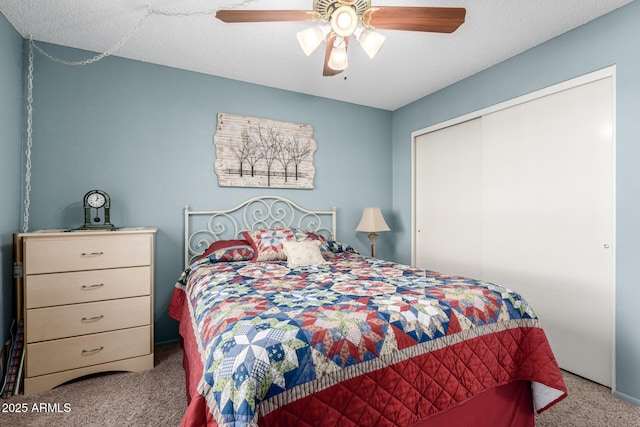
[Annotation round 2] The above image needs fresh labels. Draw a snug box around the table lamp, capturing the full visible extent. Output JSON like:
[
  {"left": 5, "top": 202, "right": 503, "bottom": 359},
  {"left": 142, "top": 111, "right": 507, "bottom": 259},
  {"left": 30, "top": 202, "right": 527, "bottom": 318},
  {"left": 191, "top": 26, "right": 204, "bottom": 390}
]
[{"left": 356, "top": 207, "right": 390, "bottom": 257}]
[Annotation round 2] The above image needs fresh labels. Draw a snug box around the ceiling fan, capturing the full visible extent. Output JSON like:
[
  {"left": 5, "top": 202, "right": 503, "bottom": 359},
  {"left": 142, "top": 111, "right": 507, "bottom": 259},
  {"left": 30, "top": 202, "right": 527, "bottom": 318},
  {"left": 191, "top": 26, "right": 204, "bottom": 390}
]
[{"left": 216, "top": 0, "right": 466, "bottom": 76}]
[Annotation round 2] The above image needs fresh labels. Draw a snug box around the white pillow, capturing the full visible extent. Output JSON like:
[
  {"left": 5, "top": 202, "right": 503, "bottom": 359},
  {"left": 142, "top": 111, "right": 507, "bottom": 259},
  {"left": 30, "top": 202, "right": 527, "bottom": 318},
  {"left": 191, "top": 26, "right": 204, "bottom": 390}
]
[{"left": 282, "top": 240, "right": 327, "bottom": 267}]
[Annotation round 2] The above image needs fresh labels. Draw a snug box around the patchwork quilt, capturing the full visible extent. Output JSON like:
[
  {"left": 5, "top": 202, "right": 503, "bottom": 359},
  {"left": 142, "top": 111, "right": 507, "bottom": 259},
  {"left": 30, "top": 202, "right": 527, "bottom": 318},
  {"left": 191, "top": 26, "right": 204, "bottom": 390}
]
[{"left": 171, "top": 248, "right": 566, "bottom": 427}]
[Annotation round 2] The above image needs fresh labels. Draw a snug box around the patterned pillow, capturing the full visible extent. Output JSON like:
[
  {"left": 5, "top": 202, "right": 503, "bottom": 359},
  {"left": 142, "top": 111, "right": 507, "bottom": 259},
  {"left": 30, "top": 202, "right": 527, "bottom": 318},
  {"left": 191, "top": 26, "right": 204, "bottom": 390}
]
[
  {"left": 282, "top": 240, "right": 327, "bottom": 267},
  {"left": 242, "top": 228, "right": 329, "bottom": 261},
  {"left": 325, "top": 240, "right": 358, "bottom": 255},
  {"left": 196, "top": 239, "right": 255, "bottom": 262}
]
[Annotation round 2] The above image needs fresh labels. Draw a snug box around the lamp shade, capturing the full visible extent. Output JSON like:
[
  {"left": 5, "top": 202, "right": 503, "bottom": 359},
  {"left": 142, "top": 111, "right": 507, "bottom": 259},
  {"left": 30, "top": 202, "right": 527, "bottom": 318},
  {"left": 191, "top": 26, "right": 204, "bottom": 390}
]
[
  {"left": 356, "top": 207, "right": 390, "bottom": 233},
  {"left": 297, "top": 25, "right": 329, "bottom": 56},
  {"left": 357, "top": 29, "right": 385, "bottom": 59},
  {"left": 328, "top": 41, "right": 348, "bottom": 71}
]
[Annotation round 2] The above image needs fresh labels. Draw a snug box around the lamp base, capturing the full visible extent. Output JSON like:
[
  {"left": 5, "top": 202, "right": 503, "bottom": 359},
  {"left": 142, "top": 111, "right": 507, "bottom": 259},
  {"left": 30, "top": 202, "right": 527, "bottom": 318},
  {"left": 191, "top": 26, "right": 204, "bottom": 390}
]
[{"left": 368, "top": 232, "right": 378, "bottom": 258}]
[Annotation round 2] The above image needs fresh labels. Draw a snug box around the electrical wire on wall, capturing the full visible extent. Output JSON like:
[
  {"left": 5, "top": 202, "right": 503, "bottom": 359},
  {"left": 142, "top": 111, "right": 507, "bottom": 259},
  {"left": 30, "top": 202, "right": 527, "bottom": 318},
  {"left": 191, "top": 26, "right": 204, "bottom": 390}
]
[{"left": 20, "top": 0, "right": 258, "bottom": 232}]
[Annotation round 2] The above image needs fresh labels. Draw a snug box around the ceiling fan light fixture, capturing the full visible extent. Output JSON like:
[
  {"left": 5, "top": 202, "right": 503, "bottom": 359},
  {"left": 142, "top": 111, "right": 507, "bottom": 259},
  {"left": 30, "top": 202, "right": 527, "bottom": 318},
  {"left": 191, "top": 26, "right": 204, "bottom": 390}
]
[
  {"left": 356, "top": 28, "right": 385, "bottom": 59},
  {"left": 331, "top": 6, "right": 358, "bottom": 38},
  {"left": 297, "top": 25, "right": 330, "bottom": 56},
  {"left": 328, "top": 38, "right": 348, "bottom": 71},
  {"left": 215, "top": 3, "right": 467, "bottom": 76}
]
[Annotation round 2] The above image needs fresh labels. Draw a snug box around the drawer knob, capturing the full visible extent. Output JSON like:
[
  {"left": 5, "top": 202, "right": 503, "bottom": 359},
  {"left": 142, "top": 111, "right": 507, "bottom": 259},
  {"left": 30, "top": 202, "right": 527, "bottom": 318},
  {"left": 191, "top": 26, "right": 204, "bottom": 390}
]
[
  {"left": 81, "top": 346, "right": 104, "bottom": 356},
  {"left": 81, "top": 315, "right": 104, "bottom": 323},
  {"left": 81, "top": 251, "right": 104, "bottom": 257},
  {"left": 81, "top": 283, "right": 104, "bottom": 290}
]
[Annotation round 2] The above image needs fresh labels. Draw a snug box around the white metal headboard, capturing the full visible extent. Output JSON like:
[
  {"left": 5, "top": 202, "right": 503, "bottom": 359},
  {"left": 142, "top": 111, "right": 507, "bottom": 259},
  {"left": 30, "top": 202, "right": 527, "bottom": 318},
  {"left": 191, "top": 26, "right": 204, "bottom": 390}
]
[{"left": 184, "top": 196, "right": 337, "bottom": 267}]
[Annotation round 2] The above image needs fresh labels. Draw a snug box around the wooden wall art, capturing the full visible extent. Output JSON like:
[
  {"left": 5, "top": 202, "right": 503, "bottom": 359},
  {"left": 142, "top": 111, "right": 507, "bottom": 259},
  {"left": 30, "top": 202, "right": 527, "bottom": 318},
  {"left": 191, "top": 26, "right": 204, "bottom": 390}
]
[{"left": 214, "top": 113, "right": 317, "bottom": 189}]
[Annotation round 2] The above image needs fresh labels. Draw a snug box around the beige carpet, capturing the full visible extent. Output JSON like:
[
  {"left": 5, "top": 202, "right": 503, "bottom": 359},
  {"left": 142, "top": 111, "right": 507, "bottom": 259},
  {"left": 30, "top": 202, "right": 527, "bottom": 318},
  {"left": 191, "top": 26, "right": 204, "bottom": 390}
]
[
  {"left": 1, "top": 344, "right": 186, "bottom": 426},
  {"left": 2, "top": 343, "right": 639, "bottom": 426},
  {"left": 537, "top": 370, "right": 640, "bottom": 427}
]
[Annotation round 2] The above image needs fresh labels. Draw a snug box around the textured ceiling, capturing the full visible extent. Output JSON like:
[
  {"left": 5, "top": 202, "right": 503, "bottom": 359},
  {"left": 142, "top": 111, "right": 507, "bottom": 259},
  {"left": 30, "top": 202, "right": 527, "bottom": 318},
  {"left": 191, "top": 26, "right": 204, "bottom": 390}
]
[{"left": 0, "top": 0, "right": 634, "bottom": 110}]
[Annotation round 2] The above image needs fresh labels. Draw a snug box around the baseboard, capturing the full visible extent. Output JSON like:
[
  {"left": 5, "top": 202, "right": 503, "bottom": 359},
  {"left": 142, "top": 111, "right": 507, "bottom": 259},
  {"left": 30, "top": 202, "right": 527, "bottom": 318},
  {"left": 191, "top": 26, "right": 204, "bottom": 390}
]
[{"left": 613, "top": 390, "right": 640, "bottom": 406}]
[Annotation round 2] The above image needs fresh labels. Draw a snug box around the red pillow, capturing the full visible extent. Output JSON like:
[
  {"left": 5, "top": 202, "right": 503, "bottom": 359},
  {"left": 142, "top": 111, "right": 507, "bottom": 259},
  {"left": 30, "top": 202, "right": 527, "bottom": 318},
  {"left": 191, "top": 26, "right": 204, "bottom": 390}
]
[{"left": 196, "top": 239, "right": 253, "bottom": 261}]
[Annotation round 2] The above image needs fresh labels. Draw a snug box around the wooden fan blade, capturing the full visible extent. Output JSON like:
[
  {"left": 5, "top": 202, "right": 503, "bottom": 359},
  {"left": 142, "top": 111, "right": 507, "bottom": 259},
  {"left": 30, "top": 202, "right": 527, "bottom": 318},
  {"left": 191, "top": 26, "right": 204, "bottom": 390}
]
[
  {"left": 216, "top": 10, "right": 318, "bottom": 23},
  {"left": 323, "top": 34, "right": 348, "bottom": 77},
  {"left": 363, "top": 7, "right": 466, "bottom": 33}
]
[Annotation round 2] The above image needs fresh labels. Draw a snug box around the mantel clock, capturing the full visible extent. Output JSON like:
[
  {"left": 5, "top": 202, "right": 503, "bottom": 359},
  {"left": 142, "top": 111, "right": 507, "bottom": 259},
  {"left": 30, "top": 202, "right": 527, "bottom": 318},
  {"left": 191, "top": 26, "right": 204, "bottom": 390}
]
[{"left": 81, "top": 189, "right": 115, "bottom": 230}]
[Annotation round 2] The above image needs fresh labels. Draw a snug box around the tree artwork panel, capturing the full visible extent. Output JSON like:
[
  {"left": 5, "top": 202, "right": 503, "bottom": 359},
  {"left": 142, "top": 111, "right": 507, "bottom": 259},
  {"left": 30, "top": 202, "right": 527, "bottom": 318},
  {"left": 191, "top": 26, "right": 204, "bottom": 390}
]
[{"left": 214, "top": 113, "right": 317, "bottom": 189}]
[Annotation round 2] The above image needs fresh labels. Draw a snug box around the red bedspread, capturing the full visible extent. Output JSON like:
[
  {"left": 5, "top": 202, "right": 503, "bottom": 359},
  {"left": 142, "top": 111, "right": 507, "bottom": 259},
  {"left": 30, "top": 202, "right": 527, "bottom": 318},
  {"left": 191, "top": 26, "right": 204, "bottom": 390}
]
[{"left": 169, "top": 251, "right": 566, "bottom": 426}]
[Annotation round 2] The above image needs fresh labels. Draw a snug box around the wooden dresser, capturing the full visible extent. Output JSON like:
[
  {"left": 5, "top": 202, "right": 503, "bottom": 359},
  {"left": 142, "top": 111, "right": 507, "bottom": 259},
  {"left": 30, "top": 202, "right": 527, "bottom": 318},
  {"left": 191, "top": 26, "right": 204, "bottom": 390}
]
[{"left": 15, "top": 228, "right": 156, "bottom": 395}]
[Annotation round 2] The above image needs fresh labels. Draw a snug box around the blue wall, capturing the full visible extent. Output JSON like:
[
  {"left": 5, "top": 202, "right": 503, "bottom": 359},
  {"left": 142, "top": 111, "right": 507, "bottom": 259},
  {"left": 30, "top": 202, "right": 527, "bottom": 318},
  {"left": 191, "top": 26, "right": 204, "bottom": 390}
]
[
  {"left": 23, "top": 43, "right": 392, "bottom": 346},
  {"left": 391, "top": 1, "right": 640, "bottom": 405},
  {"left": 0, "top": 14, "right": 23, "bottom": 349}
]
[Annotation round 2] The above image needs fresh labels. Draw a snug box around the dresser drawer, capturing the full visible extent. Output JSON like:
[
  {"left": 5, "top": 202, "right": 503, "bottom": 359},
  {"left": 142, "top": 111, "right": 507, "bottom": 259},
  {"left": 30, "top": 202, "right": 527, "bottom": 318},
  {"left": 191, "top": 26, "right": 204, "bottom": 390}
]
[
  {"left": 26, "top": 296, "right": 151, "bottom": 343},
  {"left": 24, "top": 233, "right": 152, "bottom": 274},
  {"left": 25, "top": 266, "right": 151, "bottom": 308},
  {"left": 26, "top": 325, "right": 151, "bottom": 377}
]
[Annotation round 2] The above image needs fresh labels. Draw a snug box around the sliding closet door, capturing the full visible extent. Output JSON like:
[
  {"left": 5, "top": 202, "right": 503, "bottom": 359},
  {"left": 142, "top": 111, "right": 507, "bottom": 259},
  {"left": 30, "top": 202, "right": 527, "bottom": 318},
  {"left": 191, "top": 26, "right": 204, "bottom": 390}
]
[
  {"left": 481, "top": 77, "right": 613, "bottom": 387},
  {"left": 413, "top": 75, "right": 614, "bottom": 387},
  {"left": 414, "top": 118, "right": 482, "bottom": 279}
]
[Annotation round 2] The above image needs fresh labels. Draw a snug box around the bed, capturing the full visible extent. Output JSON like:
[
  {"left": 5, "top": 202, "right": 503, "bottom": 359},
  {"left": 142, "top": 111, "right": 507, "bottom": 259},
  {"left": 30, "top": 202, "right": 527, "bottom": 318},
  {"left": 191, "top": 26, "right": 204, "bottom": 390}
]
[{"left": 169, "top": 196, "right": 567, "bottom": 427}]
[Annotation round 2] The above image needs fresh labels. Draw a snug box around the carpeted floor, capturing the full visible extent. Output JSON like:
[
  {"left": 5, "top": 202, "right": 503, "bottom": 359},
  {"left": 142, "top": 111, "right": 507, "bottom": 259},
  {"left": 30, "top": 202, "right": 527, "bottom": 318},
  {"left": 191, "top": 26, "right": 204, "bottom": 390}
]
[
  {"left": 536, "top": 370, "right": 640, "bottom": 427},
  {"left": 1, "top": 343, "right": 639, "bottom": 426},
  {"left": 1, "top": 344, "right": 186, "bottom": 426}
]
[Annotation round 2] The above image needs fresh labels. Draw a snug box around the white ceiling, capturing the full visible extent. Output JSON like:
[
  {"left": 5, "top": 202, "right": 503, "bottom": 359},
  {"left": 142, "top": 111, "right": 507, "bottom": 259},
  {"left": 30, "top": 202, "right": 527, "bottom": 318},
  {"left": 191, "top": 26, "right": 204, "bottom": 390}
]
[{"left": 0, "top": 0, "right": 634, "bottom": 110}]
